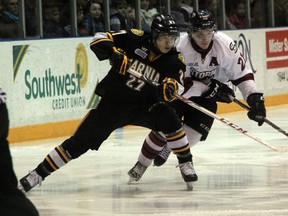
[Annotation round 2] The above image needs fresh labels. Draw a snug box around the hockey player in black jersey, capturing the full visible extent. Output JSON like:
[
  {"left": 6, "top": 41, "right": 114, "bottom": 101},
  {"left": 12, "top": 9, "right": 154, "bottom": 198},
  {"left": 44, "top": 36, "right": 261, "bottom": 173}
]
[
  {"left": 128, "top": 9, "right": 266, "bottom": 180},
  {"left": 19, "top": 14, "right": 198, "bottom": 192}
]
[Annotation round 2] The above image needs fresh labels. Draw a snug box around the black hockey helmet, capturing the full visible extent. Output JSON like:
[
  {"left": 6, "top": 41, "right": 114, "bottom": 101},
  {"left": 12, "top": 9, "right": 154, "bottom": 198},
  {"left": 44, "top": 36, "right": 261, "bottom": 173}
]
[
  {"left": 188, "top": 9, "right": 216, "bottom": 32},
  {"left": 150, "top": 14, "right": 180, "bottom": 41}
]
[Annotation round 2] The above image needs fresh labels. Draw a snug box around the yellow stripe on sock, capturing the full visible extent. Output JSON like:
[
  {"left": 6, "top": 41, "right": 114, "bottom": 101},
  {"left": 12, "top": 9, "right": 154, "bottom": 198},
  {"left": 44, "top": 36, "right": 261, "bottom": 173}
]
[
  {"left": 45, "top": 156, "right": 58, "bottom": 171},
  {"left": 172, "top": 144, "right": 190, "bottom": 153},
  {"left": 56, "top": 146, "right": 70, "bottom": 163},
  {"left": 166, "top": 130, "right": 186, "bottom": 141}
]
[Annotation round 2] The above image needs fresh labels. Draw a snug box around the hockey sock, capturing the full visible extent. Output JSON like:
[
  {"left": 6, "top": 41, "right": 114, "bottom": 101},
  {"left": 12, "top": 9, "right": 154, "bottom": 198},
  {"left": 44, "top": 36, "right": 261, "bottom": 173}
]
[
  {"left": 166, "top": 130, "right": 192, "bottom": 164},
  {"left": 138, "top": 131, "right": 167, "bottom": 167},
  {"left": 183, "top": 124, "right": 202, "bottom": 147},
  {"left": 36, "top": 145, "right": 72, "bottom": 179}
]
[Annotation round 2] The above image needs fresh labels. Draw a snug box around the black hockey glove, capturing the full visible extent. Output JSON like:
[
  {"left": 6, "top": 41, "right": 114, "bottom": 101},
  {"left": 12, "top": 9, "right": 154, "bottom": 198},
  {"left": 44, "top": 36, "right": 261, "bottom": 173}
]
[
  {"left": 202, "top": 79, "right": 235, "bottom": 103},
  {"left": 0, "top": 88, "right": 7, "bottom": 104},
  {"left": 111, "top": 47, "right": 128, "bottom": 75},
  {"left": 247, "top": 93, "right": 266, "bottom": 126},
  {"left": 159, "top": 78, "right": 179, "bottom": 102}
]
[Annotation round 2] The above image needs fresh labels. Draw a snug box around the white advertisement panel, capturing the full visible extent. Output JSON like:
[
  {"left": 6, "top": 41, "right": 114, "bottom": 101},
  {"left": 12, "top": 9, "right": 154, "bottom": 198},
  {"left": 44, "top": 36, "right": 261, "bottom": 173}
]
[
  {"left": 224, "top": 28, "right": 288, "bottom": 96},
  {"left": 0, "top": 28, "right": 287, "bottom": 131},
  {"left": 0, "top": 38, "right": 107, "bottom": 127}
]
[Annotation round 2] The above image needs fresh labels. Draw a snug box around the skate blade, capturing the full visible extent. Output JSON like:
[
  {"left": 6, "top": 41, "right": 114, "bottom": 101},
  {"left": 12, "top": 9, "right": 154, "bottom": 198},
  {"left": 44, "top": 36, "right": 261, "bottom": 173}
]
[{"left": 186, "top": 182, "right": 193, "bottom": 191}]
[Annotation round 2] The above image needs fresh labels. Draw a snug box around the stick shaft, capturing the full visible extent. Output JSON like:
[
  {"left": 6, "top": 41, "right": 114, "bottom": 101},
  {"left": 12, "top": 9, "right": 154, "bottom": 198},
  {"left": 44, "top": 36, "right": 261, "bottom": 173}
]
[
  {"left": 175, "top": 95, "right": 285, "bottom": 152},
  {"left": 127, "top": 68, "right": 286, "bottom": 152}
]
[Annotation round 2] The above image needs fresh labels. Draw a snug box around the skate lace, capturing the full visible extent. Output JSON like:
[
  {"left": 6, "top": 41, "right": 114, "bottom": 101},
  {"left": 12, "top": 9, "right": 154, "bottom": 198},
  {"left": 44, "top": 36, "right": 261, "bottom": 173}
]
[
  {"left": 158, "top": 145, "right": 171, "bottom": 160},
  {"left": 177, "top": 162, "right": 196, "bottom": 175},
  {"left": 27, "top": 170, "right": 42, "bottom": 187}
]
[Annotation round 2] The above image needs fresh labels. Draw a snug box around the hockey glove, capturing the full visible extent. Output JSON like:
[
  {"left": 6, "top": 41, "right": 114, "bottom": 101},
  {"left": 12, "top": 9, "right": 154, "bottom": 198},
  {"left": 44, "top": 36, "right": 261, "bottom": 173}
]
[
  {"left": 111, "top": 47, "right": 128, "bottom": 75},
  {"left": 247, "top": 93, "right": 266, "bottom": 126},
  {"left": 0, "top": 88, "right": 7, "bottom": 104},
  {"left": 202, "top": 79, "right": 235, "bottom": 103},
  {"left": 160, "top": 78, "right": 179, "bottom": 102}
]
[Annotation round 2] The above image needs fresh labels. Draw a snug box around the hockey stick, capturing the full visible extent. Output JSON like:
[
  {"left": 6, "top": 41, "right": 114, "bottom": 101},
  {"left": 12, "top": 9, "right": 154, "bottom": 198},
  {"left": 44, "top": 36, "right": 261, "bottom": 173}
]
[
  {"left": 233, "top": 98, "right": 288, "bottom": 137},
  {"left": 127, "top": 68, "right": 288, "bottom": 152}
]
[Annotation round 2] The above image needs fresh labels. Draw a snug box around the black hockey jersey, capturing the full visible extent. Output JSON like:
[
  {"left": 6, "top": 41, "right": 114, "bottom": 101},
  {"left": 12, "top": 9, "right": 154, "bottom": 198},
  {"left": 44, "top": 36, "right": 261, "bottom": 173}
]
[{"left": 90, "top": 29, "right": 185, "bottom": 103}]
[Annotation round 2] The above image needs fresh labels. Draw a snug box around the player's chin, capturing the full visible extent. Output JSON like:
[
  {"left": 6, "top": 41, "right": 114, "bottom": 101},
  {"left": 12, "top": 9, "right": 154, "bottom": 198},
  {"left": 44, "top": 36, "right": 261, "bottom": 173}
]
[
  {"left": 200, "top": 44, "right": 209, "bottom": 49},
  {"left": 160, "top": 48, "right": 171, "bottom": 54}
]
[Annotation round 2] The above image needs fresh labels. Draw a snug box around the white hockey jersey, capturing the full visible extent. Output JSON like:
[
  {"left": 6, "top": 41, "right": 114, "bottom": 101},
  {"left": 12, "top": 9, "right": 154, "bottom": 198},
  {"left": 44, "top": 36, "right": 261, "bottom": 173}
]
[{"left": 177, "top": 32, "right": 258, "bottom": 100}]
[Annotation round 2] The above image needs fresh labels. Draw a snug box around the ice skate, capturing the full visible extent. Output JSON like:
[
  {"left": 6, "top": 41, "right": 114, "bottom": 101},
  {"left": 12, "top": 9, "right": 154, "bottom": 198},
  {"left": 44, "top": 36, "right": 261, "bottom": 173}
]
[
  {"left": 19, "top": 170, "right": 43, "bottom": 192},
  {"left": 178, "top": 161, "right": 198, "bottom": 191},
  {"left": 127, "top": 161, "right": 147, "bottom": 184},
  {"left": 153, "top": 145, "right": 171, "bottom": 166}
]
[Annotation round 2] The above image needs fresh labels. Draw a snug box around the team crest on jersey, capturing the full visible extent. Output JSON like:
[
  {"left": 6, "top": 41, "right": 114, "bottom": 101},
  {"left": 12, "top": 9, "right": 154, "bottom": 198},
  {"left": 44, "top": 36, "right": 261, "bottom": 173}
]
[
  {"left": 131, "top": 29, "right": 144, "bottom": 36},
  {"left": 178, "top": 53, "right": 186, "bottom": 64}
]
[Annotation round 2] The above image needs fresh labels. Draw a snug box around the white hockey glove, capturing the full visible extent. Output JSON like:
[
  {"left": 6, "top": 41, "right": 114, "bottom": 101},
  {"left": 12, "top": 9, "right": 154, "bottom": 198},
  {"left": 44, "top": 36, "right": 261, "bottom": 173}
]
[
  {"left": 202, "top": 79, "right": 235, "bottom": 103},
  {"left": 247, "top": 93, "right": 266, "bottom": 126}
]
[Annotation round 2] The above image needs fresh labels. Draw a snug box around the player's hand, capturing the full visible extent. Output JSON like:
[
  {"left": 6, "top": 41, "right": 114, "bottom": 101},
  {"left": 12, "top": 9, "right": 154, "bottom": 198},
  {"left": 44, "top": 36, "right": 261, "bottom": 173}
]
[
  {"left": 247, "top": 93, "right": 266, "bottom": 126},
  {"left": 111, "top": 47, "right": 128, "bottom": 75},
  {"left": 160, "top": 78, "right": 179, "bottom": 102},
  {"left": 202, "top": 79, "right": 235, "bottom": 103},
  {"left": 0, "top": 88, "right": 7, "bottom": 104}
]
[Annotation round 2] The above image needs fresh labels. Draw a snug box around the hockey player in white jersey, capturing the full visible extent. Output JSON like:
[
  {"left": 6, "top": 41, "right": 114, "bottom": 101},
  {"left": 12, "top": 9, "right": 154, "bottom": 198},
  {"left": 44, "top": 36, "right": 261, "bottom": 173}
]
[{"left": 127, "top": 9, "right": 266, "bottom": 183}]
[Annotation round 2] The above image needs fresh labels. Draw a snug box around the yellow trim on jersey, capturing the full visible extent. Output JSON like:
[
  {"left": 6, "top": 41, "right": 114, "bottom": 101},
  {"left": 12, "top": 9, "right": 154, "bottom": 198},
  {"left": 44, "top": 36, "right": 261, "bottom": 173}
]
[
  {"left": 148, "top": 51, "right": 161, "bottom": 62},
  {"left": 106, "top": 32, "right": 114, "bottom": 42},
  {"left": 45, "top": 156, "right": 58, "bottom": 171},
  {"left": 90, "top": 38, "right": 112, "bottom": 46}
]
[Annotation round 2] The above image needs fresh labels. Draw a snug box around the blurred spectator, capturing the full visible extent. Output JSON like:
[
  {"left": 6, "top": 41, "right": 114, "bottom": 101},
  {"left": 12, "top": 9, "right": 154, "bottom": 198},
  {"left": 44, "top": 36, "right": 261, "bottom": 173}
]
[
  {"left": 64, "top": 5, "right": 89, "bottom": 37},
  {"left": 250, "top": 0, "right": 262, "bottom": 28},
  {"left": 77, "top": 0, "right": 88, "bottom": 9},
  {"left": 180, "top": 0, "right": 193, "bottom": 22},
  {"left": 0, "top": 0, "right": 19, "bottom": 39},
  {"left": 126, "top": 3, "right": 136, "bottom": 29},
  {"left": 170, "top": 0, "right": 189, "bottom": 31},
  {"left": 274, "top": 0, "right": 288, "bottom": 27},
  {"left": 83, "top": 0, "right": 104, "bottom": 35},
  {"left": 43, "top": 6, "right": 65, "bottom": 38},
  {"left": 200, "top": 0, "right": 235, "bottom": 30},
  {"left": 110, "top": 0, "right": 127, "bottom": 31},
  {"left": 140, "top": 0, "right": 158, "bottom": 32},
  {"left": 25, "top": 0, "right": 39, "bottom": 37},
  {"left": 228, "top": 0, "right": 246, "bottom": 29},
  {"left": 148, "top": 0, "right": 158, "bottom": 10}
]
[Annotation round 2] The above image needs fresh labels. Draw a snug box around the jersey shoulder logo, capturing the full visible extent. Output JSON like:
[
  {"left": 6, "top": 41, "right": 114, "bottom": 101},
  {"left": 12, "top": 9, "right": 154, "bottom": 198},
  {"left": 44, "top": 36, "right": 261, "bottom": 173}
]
[
  {"left": 178, "top": 53, "right": 186, "bottom": 64},
  {"left": 131, "top": 29, "right": 144, "bottom": 36},
  {"left": 135, "top": 48, "right": 148, "bottom": 59},
  {"left": 229, "top": 42, "right": 238, "bottom": 53}
]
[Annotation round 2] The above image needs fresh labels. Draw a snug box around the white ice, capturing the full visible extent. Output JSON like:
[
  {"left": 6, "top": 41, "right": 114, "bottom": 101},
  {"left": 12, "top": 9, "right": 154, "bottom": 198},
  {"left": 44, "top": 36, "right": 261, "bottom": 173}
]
[{"left": 11, "top": 104, "right": 288, "bottom": 216}]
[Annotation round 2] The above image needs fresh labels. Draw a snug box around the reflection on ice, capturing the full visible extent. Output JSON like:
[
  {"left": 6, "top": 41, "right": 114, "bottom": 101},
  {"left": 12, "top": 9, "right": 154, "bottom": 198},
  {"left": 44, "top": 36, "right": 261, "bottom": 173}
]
[{"left": 11, "top": 105, "right": 288, "bottom": 216}]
